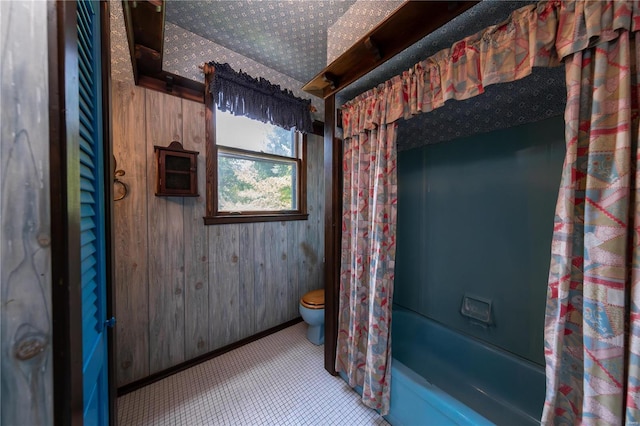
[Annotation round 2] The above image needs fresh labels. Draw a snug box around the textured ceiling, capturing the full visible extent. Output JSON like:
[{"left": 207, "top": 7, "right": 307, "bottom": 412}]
[
  {"left": 109, "top": 0, "right": 134, "bottom": 84},
  {"left": 165, "top": 0, "right": 357, "bottom": 83}
]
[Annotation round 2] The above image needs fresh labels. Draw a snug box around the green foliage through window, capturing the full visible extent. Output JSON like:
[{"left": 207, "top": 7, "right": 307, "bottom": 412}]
[{"left": 215, "top": 109, "right": 299, "bottom": 213}]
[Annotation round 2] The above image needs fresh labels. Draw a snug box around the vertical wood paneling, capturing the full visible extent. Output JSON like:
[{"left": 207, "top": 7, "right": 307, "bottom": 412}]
[
  {"left": 181, "top": 99, "right": 210, "bottom": 359},
  {"left": 297, "top": 217, "right": 311, "bottom": 297},
  {"left": 113, "top": 82, "right": 150, "bottom": 385},
  {"left": 112, "top": 85, "right": 325, "bottom": 387},
  {"left": 312, "top": 134, "right": 325, "bottom": 290},
  {"left": 297, "top": 139, "right": 314, "bottom": 299},
  {"left": 238, "top": 224, "right": 256, "bottom": 339},
  {"left": 209, "top": 225, "right": 240, "bottom": 350},
  {"left": 286, "top": 221, "right": 299, "bottom": 320},
  {"left": 265, "top": 222, "right": 289, "bottom": 328},
  {"left": 253, "top": 222, "right": 267, "bottom": 332},
  {"left": 1, "top": 2, "right": 52, "bottom": 422},
  {"left": 146, "top": 90, "right": 186, "bottom": 373},
  {"left": 301, "top": 135, "right": 323, "bottom": 296}
]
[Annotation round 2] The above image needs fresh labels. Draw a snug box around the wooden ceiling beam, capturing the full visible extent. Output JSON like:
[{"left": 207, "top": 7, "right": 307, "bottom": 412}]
[
  {"left": 302, "top": 1, "right": 479, "bottom": 99},
  {"left": 123, "top": 0, "right": 206, "bottom": 102},
  {"left": 128, "top": 0, "right": 164, "bottom": 54},
  {"left": 134, "top": 44, "right": 162, "bottom": 74},
  {"left": 138, "top": 73, "right": 205, "bottom": 103}
]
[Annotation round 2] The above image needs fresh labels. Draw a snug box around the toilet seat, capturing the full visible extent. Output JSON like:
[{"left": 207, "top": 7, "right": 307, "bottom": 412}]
[{"left": 300, "top": 289, "right": 324, "bottom": 309}]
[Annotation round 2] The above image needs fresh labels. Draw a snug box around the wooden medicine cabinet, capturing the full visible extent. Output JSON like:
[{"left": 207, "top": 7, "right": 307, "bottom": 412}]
[{"left": 154, "top": 141, "right": 199, "bottom": 197}]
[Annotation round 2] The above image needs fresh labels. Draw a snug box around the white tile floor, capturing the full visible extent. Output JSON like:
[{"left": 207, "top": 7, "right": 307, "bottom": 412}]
[{"left": 118, "top": 323, "right": 390, "bottom": 425}]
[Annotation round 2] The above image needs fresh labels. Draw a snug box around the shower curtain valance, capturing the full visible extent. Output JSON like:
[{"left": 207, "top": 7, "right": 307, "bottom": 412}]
[
  {"left": 556, "top": 0, "right": 640, "bottom": 59},
  {"left": 341, "top": 0, "right": 640, "bottom": 138}
]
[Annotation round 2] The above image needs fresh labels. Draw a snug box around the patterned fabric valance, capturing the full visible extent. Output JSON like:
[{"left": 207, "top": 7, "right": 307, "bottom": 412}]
[
  {"left": 206, "top": 61, "right": 313, "bottom": 133},
  {"left": 341, "top": 0, "right": 640, "bottom": 138},
  {"left": 555, "top": 0, "right": 640, "bottom": 59}
]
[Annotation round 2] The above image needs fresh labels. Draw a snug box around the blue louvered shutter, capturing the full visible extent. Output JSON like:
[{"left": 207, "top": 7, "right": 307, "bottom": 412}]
[{"left": 77, "top": 0, "right": 109, "bottom": 424}]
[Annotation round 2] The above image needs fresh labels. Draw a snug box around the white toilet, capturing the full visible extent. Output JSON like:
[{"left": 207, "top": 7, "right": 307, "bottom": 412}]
[{"left": 299, "top": 289, "right": 325, "bottom": 345}]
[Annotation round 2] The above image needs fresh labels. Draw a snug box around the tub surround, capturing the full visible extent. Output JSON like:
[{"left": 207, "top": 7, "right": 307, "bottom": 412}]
[
  {"left": 395, "top": 116, "right": 565, "bottom": 366},
  {"left": 385, "top": 116, "right": 562, "bottom": 424},
  {"left": 388, "top": 307, "right": 544, "bottom": 425},
  {"left": 387, "top": 361, "right": 493, "bottom": 426}
]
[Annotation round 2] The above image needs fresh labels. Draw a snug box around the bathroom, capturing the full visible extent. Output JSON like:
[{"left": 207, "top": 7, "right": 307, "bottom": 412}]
[
  {"left": 80, "top": 1, "right": 640, "bottom": 423},
  {"left": 2, "top": 0, "right": 638, "bottom": 424},
  {"left": 112, "top": 0, "right": 561, "bottom": 421}
]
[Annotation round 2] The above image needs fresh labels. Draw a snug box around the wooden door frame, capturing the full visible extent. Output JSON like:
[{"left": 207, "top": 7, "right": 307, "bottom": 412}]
[
  {"left": 323, "top": 95, "right": 341, "bottom": 375},
  {"left": 48, "top": 1, "right": 115, "bottom": 424},
  {"left": 100, "top": 1, "right": 117, "bottom": 424},
  {"left": 49, "top": 1, "right": 83, "bottom": 422}
]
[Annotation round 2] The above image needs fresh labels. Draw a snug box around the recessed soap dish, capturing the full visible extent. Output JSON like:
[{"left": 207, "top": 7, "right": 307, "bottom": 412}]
[{"left": 460, "top": 294, "right": 493, "bottom": 325}]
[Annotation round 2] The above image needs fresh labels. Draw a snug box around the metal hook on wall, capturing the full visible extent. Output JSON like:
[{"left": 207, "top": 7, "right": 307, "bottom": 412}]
[{"left": 113, "top": 156, "right": 128, "bottom": 201}]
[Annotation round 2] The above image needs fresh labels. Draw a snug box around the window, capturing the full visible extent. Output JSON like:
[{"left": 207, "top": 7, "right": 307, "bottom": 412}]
[{"left": 204, "top": 108, "right": 307, "bottom": 224}]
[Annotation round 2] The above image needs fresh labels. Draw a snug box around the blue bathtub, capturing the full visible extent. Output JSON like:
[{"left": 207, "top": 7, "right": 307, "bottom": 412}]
[{"left": 386, "top": 306, "right": 545, "bottom": 425}]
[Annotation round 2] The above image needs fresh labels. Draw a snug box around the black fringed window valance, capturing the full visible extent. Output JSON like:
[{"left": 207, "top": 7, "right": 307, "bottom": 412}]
[{"left": 207, "top": 61, "right": 313, "bottom": 134}]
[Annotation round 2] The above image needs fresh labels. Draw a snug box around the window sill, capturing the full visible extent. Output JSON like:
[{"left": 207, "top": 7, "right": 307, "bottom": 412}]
[{"left": 203, "top": 213, "right": 309, "bottom": 225}]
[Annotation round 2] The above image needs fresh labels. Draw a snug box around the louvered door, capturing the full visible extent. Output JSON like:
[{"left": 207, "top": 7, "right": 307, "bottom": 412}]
[{"left": 77, "top": 0, "right": 110, "bottom": 424}]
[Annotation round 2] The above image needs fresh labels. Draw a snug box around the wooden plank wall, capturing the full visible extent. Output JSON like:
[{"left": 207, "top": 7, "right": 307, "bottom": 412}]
[
  {"left": 0, "top": 1, "right": 53, "bottom": 423},
  {"left": 112, "top": 82, "right": 325, "bottom": 387}
]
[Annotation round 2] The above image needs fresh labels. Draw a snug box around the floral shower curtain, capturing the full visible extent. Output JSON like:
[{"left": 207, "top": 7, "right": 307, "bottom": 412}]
[
  {"left": 335, "top": 0, "right": 640, "bottom": 418},
  {"left": 336, "top": 1, "right": 560, "bottom": 414},
  {"left": 336, "top": 85, "right": 398, "bottom": 415},
  {"left": 543, "top": 20, "right": 640, "bottom": 426}
]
